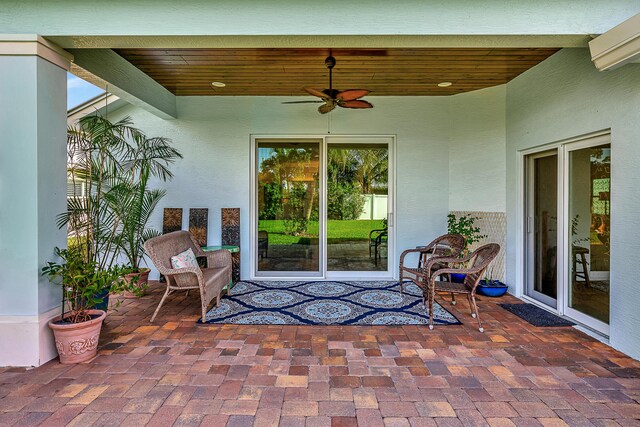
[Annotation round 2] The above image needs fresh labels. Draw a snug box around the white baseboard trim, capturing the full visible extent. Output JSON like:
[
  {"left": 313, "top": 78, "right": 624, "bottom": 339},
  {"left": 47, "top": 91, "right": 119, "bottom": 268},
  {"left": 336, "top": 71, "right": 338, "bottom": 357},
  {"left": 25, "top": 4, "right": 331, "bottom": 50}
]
[{"left": 0, "top": 306, "right": 61, "bottom": 367}]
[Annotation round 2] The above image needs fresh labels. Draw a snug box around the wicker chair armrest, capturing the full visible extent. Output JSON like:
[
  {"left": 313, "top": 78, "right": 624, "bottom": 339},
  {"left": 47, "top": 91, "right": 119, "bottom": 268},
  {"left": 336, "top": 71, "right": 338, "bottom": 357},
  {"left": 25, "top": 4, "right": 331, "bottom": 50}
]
[
  {"left": 399, "top": 247, "right": 434, "bottom": 268},
  {"left": 205, "top": 249, "right": 232, "bottom": 269},
  {"left": 162, "top": 266, "right": 202, "bottom": 277},
  {"left": 400, "top": 246, "right": 430, "bottom": 257}
]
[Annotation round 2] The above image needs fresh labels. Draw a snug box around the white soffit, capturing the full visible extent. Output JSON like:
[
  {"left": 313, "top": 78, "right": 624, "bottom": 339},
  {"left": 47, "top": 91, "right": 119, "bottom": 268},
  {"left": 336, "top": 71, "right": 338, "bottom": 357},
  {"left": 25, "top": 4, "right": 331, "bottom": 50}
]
[{"left": 589, "top": 13, "right": 640, "bottom": 71}]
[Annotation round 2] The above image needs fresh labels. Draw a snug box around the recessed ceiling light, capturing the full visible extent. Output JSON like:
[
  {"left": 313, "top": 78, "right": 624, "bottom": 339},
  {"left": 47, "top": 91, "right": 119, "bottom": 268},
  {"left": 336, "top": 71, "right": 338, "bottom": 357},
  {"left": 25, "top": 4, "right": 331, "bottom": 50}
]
[
  {"left": 211, "top": 81, "right": 226, "bottom": 88},
  {"left": 437, "top": 82, "right": 453, "bottom": 87}
]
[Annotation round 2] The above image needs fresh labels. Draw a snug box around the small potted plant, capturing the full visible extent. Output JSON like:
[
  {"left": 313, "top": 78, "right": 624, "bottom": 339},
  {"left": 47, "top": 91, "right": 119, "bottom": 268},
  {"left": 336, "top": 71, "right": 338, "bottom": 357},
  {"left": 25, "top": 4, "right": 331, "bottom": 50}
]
[
  {"left": 43, "top": 248, "right": 138, "bottom": 364},
  {"left": 447, "top": 213, "right": 487, "bottom": 283},
  {"left": 476, "top": 267, "right": 508, "bottom": 297}
]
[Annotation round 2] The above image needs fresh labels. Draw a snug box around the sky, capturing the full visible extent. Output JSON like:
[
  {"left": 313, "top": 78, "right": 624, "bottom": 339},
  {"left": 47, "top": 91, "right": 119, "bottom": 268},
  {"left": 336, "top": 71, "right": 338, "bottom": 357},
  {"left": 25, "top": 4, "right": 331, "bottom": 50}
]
[{"left": 67, "top": 73, "right": 105, "bottom": 110}]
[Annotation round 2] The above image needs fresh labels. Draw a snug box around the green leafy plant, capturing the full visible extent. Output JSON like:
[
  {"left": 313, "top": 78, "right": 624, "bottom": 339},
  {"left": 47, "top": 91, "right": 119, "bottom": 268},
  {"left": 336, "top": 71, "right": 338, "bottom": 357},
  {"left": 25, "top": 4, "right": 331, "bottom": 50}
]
[
  {"left": 115, "top": 132, "right": 182, "bottom": 271},
  {"left": 62, "top": 115, "right": 181, "bottom": 272},
  {"left": 447, "top": 213, "right": 487, "bottom": 255},
  {"left": 42, "top": 248, "right": 139, "bottom": 323},
  {"left": 570, "top": 214, "right": 589, "bottom": 247}
]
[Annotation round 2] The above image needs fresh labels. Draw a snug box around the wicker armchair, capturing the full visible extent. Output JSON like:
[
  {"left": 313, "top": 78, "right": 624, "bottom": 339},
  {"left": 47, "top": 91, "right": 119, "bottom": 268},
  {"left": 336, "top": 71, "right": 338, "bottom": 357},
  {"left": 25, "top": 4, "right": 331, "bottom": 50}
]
[
  {"left": 425, "top": 243, "right": 501, "bottom": 332},
  {"left": 144, "top": 231, "right": 232, "bottom": 322},
  {"left": 398, "top": 234, "right": 465, "bottom": 295}
]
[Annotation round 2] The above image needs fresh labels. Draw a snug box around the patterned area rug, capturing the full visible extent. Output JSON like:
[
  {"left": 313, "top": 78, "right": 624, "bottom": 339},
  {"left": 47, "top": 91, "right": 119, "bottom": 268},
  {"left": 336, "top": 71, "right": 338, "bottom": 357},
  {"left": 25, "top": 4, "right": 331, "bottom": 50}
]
[{"left": 200, "top": 280, "right": 460, "bottom": 326}]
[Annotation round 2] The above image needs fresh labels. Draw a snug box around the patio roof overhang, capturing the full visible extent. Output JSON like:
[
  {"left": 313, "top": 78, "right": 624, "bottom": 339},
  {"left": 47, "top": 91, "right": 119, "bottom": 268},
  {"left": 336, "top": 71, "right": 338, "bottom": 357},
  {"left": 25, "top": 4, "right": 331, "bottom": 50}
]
[{"left": 63, "top": 35, "right": 578, "bottom": 119}]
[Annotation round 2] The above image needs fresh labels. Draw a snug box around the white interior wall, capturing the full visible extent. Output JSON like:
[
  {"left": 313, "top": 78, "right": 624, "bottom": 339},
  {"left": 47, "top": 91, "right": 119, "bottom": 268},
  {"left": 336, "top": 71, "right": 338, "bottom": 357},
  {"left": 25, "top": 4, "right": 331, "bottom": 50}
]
[{"left": 505, "top": 48, "right": 640, "bottom": 359}]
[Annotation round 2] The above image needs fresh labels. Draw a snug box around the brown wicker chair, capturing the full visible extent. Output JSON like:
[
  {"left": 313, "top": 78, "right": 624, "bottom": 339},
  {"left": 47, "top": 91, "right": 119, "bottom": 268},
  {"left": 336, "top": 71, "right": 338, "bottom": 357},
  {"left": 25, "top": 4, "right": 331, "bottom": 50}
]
[
  {"left": 425, "top": 243, "right": 501, "bottom": 332},
  {"left": 144, "top": 231, "right": 232, "bottom": 323},
  {"left": 398, "top": 234, "right": 465, "bottom": 295}
]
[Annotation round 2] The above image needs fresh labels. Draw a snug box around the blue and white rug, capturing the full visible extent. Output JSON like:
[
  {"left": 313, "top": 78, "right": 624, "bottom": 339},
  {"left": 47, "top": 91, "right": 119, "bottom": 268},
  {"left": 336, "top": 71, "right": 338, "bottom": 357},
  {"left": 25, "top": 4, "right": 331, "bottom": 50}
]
[{"left": 200, "top": 280, "right": 460, "bottom": 326}]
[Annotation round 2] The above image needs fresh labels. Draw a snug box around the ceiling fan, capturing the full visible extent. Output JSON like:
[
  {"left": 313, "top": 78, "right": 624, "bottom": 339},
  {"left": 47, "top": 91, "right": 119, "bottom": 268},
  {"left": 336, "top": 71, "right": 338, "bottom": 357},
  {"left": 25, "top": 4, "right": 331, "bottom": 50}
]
[{"left": 283, "top": 54, "right": 373, "bottom": 114}]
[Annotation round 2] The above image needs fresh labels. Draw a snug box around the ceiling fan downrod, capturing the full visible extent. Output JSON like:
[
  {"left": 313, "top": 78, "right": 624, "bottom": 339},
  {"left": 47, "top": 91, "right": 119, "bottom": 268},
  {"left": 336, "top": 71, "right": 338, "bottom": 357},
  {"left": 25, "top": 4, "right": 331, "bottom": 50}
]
[{"left": 325, "top": 55, "right": 336, "bottom": 92}]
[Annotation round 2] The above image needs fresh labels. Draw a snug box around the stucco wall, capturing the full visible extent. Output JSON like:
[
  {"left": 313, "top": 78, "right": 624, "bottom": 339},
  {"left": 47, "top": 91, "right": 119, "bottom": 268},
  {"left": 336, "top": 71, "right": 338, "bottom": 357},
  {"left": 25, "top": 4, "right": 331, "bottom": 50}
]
[
  {"left": 505, "top": 48, "right": 640, "bottom": 358},
  {"left": 449, "top": 85, "right": 506, "bottom": 212},
  {"left": 110, "top": 96, "right": 471, "bottom": 279},
  {"left": 2, "top": 1, "right": 637, "bottom": 37}
]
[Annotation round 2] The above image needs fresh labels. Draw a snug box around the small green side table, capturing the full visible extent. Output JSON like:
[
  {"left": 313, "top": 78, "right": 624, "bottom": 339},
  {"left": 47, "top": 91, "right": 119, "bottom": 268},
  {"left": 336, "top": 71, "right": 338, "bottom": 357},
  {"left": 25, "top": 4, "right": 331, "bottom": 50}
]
[{"left": 202, "top": 245, "right": 240, "bottom": 290}]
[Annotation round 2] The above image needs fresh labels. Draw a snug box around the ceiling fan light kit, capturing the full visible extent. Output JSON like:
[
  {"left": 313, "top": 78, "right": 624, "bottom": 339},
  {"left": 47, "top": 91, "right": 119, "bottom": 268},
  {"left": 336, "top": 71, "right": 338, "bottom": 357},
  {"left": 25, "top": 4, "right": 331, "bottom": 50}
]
[{"left": 283, "top": 53, "right": 374, "bottom": 114}]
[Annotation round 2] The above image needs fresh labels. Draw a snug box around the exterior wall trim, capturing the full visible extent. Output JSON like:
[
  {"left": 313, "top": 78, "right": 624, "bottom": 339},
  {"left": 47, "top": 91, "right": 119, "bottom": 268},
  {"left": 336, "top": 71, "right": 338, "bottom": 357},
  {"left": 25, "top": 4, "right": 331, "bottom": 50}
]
[
  {"left": 0, "top": 35, "right": 73, "bottom": 70},
  {"left": 589, "top": 13, "right": 640, "bottom": 71},
  {"left": 0, "top": 306, "right": 61, "bottom": 367}
]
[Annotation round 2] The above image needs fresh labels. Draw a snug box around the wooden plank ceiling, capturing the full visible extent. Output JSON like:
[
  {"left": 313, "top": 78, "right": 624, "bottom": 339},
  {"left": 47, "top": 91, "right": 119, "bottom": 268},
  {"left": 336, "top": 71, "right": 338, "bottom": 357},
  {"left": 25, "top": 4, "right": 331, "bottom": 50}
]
[{"left": 115, "top": 48, "right": 559, "bottom": 96}]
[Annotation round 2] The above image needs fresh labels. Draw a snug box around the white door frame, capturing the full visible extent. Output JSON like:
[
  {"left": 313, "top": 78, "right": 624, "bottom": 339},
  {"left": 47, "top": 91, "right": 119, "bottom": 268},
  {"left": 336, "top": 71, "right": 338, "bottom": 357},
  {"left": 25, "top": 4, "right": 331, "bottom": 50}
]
[
  {"left": 561, "top": 133, "right": 611, "bottom": 336},
  {"left": 249, "top": 134, "right": 396, "bottom": 281},
  {"left": 518, "top": 130, "right": 611, "bottom": 336},
  {"left": 523, "top": 149, "right": 560, "bottom": 309}
]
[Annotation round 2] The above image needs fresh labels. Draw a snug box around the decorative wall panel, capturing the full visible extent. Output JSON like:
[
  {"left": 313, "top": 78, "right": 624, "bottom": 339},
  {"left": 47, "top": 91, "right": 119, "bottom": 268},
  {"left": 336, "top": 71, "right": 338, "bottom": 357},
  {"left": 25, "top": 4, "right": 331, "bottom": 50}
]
[
  {"left": 222, "top": 208, "right": 241, "bottom": 282},
  {"left": 189, "top": 208, "right": 208, "bottom": 247},
  {"left": 450, "top": 211, "right": 506, "bottom": 282},
  {"left": 162, "top": 208, "right": 183, "bottom": 234}
]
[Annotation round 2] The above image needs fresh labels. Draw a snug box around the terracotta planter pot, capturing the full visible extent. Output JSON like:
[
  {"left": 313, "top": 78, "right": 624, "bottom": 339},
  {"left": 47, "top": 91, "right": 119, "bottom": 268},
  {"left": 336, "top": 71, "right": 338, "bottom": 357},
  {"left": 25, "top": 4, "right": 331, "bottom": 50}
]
[
  {"left": 48, "top": 310, "right": 106, "bottom": 364},
  {"left": 123, "top": 268, "right": 150, "bottom": 298}
]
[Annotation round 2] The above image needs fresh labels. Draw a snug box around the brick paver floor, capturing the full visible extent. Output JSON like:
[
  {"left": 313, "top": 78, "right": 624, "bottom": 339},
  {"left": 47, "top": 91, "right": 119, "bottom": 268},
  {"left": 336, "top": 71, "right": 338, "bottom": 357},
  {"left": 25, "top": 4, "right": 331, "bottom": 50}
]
[{"left": 2, "top": 282, "right": 640, "bottom": 426}]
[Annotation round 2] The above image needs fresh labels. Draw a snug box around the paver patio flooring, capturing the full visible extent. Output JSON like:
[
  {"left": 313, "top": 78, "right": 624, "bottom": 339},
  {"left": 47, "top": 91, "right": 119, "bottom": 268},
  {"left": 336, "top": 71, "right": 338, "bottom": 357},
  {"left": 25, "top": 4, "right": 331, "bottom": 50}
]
[{"left": 1, "top": 282, "right": 640, "bottom": 426}]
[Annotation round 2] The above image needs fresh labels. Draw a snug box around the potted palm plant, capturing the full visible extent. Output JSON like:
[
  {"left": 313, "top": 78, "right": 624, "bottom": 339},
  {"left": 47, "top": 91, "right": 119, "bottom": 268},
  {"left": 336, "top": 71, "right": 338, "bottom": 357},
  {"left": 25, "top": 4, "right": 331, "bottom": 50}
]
[
  {"left": 43, "top": 248, "right": 135, "bottom": 364},
  {"left": 47, "top": 114, "right": 181, "bottom": 363},
  {"left": 116, "top": 132, "right": 181, "bottom": 296},
  {"left": 64, "top": 115, "right": 181, "bottom": 300}
]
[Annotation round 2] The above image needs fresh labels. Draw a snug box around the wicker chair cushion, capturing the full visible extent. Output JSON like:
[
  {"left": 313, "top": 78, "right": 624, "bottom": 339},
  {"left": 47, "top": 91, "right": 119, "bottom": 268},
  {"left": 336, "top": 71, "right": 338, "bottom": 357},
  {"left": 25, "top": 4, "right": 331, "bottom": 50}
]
[{"left": 170, "top": 248, "right": 199, "bottom": 269}]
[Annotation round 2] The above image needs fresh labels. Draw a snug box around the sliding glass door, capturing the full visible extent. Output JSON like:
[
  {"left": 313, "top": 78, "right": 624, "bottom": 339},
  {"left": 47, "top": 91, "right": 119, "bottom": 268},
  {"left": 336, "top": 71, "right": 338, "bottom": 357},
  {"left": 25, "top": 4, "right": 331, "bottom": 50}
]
[
  {"left": 565, "top": 140, "right": 610, "bottom": 331},
  {"left": 256, "top": 139, "right": 321, "bottom": 276},
  {"left": 327, "top": 141, "right": 389, "bottom": 272},
  {"left": 253, "top": 136, "right": 394, "bottom": 278},
  {"left": 525, "top": 151, "right": 558, "bottom": 308},
  {"left": 523, "top": 133, "right": 611, "bottom": 335}
]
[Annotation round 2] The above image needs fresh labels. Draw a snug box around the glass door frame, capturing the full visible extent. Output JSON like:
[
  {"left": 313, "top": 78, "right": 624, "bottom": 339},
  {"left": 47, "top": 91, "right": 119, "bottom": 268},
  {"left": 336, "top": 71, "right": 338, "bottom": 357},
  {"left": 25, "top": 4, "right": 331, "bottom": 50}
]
[
  {"left": 561, "top": 133, "right": 611, "bottom": 336},
  {"left": 249, "top": 134, "right": 396, "bottom": 280},
  {"left": 524, "top": 149, "right": 561, "bottom": 309},
  {"left": 518, "top": 130, "right": 611, "bottom": 336},
  {"left": 323, "top": 136, "right": 395, "bottom": 280}
]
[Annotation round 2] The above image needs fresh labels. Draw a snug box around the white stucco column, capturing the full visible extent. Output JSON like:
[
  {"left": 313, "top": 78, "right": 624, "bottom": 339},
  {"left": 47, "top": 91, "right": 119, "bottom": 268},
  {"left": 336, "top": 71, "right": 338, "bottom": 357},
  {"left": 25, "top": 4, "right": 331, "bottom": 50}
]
[{"left": 0, "top": 35, "right": 71, "bottom": 367}]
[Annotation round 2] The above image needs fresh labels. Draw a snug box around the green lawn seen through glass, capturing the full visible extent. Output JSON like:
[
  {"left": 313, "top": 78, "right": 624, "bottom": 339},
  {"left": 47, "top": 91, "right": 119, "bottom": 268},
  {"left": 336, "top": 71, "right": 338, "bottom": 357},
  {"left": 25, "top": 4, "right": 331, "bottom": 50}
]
[{"left": 258, "top": 219, "right": 385, "bottom": 245}]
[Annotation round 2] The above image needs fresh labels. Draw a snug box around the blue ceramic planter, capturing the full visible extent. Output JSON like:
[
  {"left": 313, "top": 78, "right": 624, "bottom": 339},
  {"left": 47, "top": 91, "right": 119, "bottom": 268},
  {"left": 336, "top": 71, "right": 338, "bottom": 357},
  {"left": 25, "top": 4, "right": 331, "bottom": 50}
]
[
  {"left": 476, "top": 280, "right": 508, "bottom": 297},
  {"left": 450, "top": 273, "right": 466, "bottom": 283}
]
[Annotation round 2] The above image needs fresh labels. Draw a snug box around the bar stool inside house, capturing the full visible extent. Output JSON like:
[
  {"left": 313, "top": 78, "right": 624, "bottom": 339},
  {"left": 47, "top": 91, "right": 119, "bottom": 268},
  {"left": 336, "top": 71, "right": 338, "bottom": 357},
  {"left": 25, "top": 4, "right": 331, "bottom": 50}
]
[{"left": 572, "top": 245, "right": 591, "bottom": 287}]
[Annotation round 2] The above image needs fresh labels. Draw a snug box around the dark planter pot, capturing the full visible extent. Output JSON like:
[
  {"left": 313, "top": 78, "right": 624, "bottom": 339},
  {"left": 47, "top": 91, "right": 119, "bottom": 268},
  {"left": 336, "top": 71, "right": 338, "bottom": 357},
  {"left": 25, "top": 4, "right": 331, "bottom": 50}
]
[
  {"left": 476, "top": 280, "right": 508, "bottom": 297},
  {"left": 92, "top": 289, "right": 110, "bottom": 311},
  {"left": 450, "top": 273, "right": 466, "bottom": 283}
]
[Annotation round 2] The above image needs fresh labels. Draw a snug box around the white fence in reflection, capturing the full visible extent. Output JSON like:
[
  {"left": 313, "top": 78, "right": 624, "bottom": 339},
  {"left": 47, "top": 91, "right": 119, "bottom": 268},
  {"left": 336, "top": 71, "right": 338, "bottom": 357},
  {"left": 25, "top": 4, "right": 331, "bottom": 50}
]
[{"left": 359, "top": 194, "right": 388, "bottom": 220}]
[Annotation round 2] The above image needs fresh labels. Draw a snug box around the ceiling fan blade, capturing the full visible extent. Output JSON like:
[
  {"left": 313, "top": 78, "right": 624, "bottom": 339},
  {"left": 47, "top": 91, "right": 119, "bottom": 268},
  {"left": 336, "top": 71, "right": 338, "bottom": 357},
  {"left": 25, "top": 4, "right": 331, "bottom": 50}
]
[
  {"left": 282, "top": 100, "right": 324, "bottom": 104},
  {"left": 303, "top": 87, "right": 331, "bottom": 100},
  {"left": 336, "top": 89, "right": 371, "bottom": 101},
  {"left": 339, "top": 100, "right": 374, "bottom": 109},
  {"left": 318, "top": 102, "right": 336, "bottom": 114}
]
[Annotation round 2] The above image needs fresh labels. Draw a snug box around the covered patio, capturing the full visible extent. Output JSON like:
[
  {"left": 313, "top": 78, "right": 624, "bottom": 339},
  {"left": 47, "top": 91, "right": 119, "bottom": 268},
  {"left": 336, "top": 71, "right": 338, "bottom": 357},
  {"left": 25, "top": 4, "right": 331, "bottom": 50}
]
[
  {"left": 2, "top": 285, "right": 640, "bottom": 426},
  {"left": 3, "top": 2, "right": 640, "bottom": 426}
]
